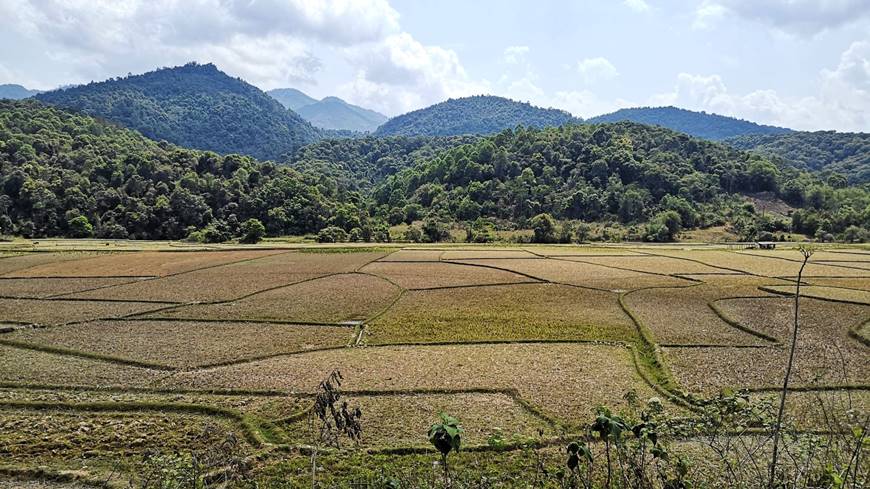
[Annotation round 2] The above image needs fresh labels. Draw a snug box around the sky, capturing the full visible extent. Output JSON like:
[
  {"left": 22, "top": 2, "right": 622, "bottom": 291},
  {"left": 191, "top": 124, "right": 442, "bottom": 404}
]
[{"left": 1, "top": 0, "right": 868, "bottom": 131}]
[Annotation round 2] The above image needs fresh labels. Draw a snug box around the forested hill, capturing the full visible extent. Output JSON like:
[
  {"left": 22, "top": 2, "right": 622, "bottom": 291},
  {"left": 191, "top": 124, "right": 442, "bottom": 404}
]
[
  {"left": 0, "top": 100, "right": 367, "bottom": 240},
  {"left": 35, "top": 63, "right": 322, "bottom": 160},
  {"left": 374, "top": 95, "right": 578, "bottom": 136},
  {"left": 288, "top": 135, "right": 479, "bottom": 191},
  {"left": 586, "top": 106, "right": 791, "bottom": 141},
  {"left": 2, "top": 100, "right": 866, "bottom": 243},
  {"left": 726, "top": 131, "right": 870, "bottom": 185},
  {"left": 373, "top": 122, "right": 869, "bottom": 241}
]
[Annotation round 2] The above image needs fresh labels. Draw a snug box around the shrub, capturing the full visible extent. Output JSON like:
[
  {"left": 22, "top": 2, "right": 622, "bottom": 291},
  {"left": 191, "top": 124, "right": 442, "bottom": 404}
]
[
  {"left": 317, "top": 226, "right": 349, "bottom": 243},
  {"left": 239, "top": 218, "right": 265, "bottom": 244},
  {"left": 530, "top": 213, "right": 557, "bottom": 243},
  {"left": 67, "top": 215, "right": 93, "bottom": 238}
]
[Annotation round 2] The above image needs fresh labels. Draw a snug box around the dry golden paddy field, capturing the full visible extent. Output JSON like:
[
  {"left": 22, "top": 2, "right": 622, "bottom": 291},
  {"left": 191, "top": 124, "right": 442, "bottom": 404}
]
[{"left": 0, "top": 243, "right": 867, "bottom": 484}]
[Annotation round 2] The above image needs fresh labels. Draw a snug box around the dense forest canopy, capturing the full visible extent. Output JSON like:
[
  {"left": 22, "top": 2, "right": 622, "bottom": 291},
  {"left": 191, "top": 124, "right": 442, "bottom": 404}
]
[
  {"left": 35, "top": 63, "right": 322, "bottom": 161},
  {"left": 287, "top": 135, "right": 479, "bottom": 193},
  {"left": 0, "top": 100, "right": 384, "bottom": 241},
  {"left": 587, "top": 106, "right": 791, "bottom": 141},
  {"left": 2, "top": 100, "right": 867, "bottom": 243},
  {"left": 375, "top": 95, "right": 578, "bottom": 137},
  {"left": 372, "top": 122, "right": 870, "bottom": 241},
  {"left": 727, "top": 131, "right": 870, "bottom": 185}
]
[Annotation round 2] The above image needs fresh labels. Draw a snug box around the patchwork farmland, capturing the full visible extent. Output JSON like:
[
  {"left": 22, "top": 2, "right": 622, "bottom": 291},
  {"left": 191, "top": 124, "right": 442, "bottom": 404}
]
[{"left": 0, "top": 243, "right": 867, "bottom": 486}]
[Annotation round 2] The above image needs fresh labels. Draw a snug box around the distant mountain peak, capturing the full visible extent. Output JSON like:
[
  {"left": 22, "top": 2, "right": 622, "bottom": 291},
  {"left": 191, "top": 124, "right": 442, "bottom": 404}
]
[
  {"left": 267, "top": 89, "right": 387, "bottom": 132},
  {"left": 266, "top": 87, "right": 318, "bottom": 111}
]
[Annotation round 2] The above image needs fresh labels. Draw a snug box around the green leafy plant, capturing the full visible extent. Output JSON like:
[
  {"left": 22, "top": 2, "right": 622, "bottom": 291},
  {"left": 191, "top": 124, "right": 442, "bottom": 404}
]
[
  {"left": 428, "top": 412, "right": 463, "bottom": 487},
  {"left": 566, "top": 440, "right": 593, "bottom": 489}
]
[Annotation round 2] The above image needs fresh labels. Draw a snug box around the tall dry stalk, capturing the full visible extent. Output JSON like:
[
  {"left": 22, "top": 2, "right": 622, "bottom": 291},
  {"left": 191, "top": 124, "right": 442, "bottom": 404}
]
[{"left": 769, "top": 246, "right": 813, "bottom": 487}]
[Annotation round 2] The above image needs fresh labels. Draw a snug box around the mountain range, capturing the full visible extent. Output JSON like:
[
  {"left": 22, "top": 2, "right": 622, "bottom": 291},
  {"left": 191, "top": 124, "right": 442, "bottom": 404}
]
[
  {"left": 9, "top": 62, "right": 865, "bottom": 187},
  {"left": 267, "top": 89, "right": 387, "bottom": 132}
]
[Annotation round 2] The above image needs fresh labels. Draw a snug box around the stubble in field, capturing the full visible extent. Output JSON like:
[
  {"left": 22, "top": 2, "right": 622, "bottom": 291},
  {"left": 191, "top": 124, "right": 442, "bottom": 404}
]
[{"left": 367, "top": 283, "right": 635, "bottom": 344}]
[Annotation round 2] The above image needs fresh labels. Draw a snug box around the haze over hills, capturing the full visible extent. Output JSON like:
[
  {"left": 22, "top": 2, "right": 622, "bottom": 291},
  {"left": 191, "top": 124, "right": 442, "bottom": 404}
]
[
  {"left": 296, "top": 96, "right": 387, "bottom": 132},
  {"left": 266, "top": 88, "right": 318, "bottom": 110},
  {"left": 587, "top": 106, "right": 792, "bottom": 141},
  {"left": 727, "top": 131, "right": 870, "bottom": 184},
  {"left": 266, "top": 89, "right": 387, "bottom": 132},
  {"left": 35, "top": 63, "right": 321, "bottom": 160},
  {"left": 375, "top": 95, "right": 578, "bottom": 137},
  {"left": 0, "top": 84, "right": 41, "bottom": 100}
]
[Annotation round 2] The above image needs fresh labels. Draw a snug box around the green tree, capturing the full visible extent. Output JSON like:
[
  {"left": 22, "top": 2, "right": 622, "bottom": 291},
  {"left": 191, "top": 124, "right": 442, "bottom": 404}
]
[
  {"left": 67, "top": 215, "right": 93, "bottom": 238},
  {"left": 239, "top": 218, "right": 265, "bottom": 244},
  {"left": 530, "top": 213, "right": 558, "bottom": 243}
]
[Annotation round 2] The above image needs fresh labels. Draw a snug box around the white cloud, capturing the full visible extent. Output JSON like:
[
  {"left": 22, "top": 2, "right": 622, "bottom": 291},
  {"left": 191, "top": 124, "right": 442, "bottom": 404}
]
[
  {"left": 693, "top": 2, "right": 728, "bottom": 30},
  {"left": 503, "top": 46, "right": 530, "bottom": 65},
  {"left": 338, "top": 33, "right": 489, "bottom": 115},
  {"left": 0, "top": 0, "right": 401, "bottom": 88},
  {"left": 650, "top": 41, "right": 870, "bottom": 131},
  {"left": 623, "top": 0, "right": 651, "bottom": 13},
  {"left": 576, "top": 57, "right": 619, "bottom": 84},
  {"left": 553, "top": 90, "right": 632, "bottom": 119},
  {"left": 694, "top": 0, "right": 870, "bottom": 35}
]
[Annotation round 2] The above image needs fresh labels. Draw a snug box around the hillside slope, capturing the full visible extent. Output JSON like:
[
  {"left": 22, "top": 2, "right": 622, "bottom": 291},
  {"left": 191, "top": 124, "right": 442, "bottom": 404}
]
[
  {"left": 727, "top": 131, "right": 870, "bottom": 184},
  {"left": 0, "top": 100, "right": 351, "bottom": 240},
  {"left": 375, "top": 95, "right": 577, "bottom": 137},
  {"left": 36, "top": 63, "right": 321, "bottom": 160},
  {"left": 587, "top": 106, "right": 791, "bottom": 141},
  {"left": 296, "top": 96, "right": 387, "bottom": 132},
  {"left": 289, "top": 135, "right": 478, "bottom": 191},
  {"left": 266, "top": 87, "right": 318, "bottom": 110},
  {"left": 374, "top": 122, "right": 868, "bottom": 240}
]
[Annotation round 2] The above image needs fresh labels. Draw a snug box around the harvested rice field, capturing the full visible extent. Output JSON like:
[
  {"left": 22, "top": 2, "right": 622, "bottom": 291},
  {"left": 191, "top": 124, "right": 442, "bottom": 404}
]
[
  {"left": 10, "top": 250, "right": 281, "bottom": 278},
  {"left": 663, "top": 297, "right": 869, "bottom": 393},
  {"left": 150, "top": 273, "right": 401, "bottom": 323},
  {"left": 5, "top": 320, "right": 354, "bottom": 369},
  {"left": 0, "top": 344, "right": 163, "bottom": 387},
  {"left": 650, "top": 249, "right": 870, "bottom": 277},
  {"left": 624, "top": 284, "right": 776, "bottom": 346},
  {"left": 447, "top": 257, "right": 691, "bottom": 290},
  {"left": 360, "top": 260, "right": 533, "bottom": 289},
  {"left": 67, "top": 250, "right": 385, "bottom": 302},
  {"left": 0, "top": 277, "right": 142, "bottom": 299},
  {"left": 0, "top": 298, "right": 165, "bottom": 326},
  {"left": 760, "top": 284, "right": 870, "bottom": 304},
  {"left": 366, "top": 283, "right": 634, "bottom": 344},
  {"left": 160, "top": 343, "right": 662, "bottom": 424},
  {"left": 0, "top": 409, "right": 251, "bottom": 462},
  {"left": 0, "top": 244, "right": 867, "bottom": 485}
]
